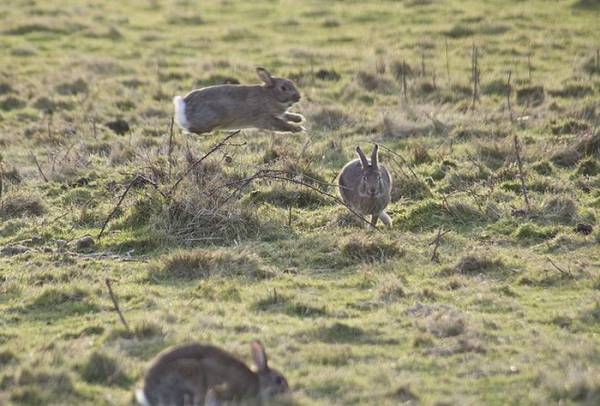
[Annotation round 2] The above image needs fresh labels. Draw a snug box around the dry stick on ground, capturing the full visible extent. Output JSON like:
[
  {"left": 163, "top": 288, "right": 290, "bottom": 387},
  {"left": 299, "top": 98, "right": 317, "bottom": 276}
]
[
  {"left": 470, "top": 44, "right": 480, "bottom": 110},
  {"left": 92, "top": 118, "right": 97, "bottom": 139},
  {"left": 547, "top": 257, "right": 572, "bottom": 277},
  {"left": 0, "top": 162, "right": 3, "bottom": 202},
  {"left": 168, "top": 130, "right": 241, "bottom": 197},
  {"left": 375, "top": 143, "right": 420, "bottom": 180},
  {"left": 445, "top": 38, "right": 450, "bottom": 82},
  {"left": 105, "top": 278, "right": 131, "bottom": 333},
  {"left": 402, "top": 60, "right": 408, "bottom": 101},
  {"left": 167, "top": 116, "right": 174, "bottom": 180},
  {"left": 97, "top": 174, "right": 167, "bottom": 240},
  {"left": 513, "top": 135, "right": 531, "bottom": 214},
  {"left": 429, "top": 227, "right": 450, "bottom": 262},
  {"left": 29, "top": 151, "right": 49, "bottom": 182},
  {"left": 506, "top": 70, "right": 514, "bottom": 122},
  {"left": 98, "top": 175, "right": 142, "bottom": 239}
]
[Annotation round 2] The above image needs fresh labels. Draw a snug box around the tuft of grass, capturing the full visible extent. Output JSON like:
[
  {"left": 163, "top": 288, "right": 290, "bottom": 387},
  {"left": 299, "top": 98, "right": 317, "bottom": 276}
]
[
  {"left": 78, "top": 351, "right": 130, "bottom": 387},
  {"left": 542, "top": 365, "right": 600, "bottom": 404},
  {"left": 516, "top": 85, "right": 545, "bottom": 106},
  {"left": 0, "top": 191, "right": 46, "bottom": 218},
  {"left": 513, "top": 223, "right": 559, "bottom": 243},
  {"left": 0, "top": 96, "right": 26, "bottom": 111},
  {"left": 149, "top": 249, "right": 272, "bottom": 280},
  {"left": 252, "top": 291, "right": 327, "bottom": 317},
  {"left": 55, "top": 78, "right": 88, "bottom": 95},
  {"left": 311, "top": 322, "right": 366, "bottom": 343},
  {"left": 378, "top": 279, "right": 407, "bottom": 302},
  {"left": 308, "top": 106, "right": 354, "bottom": 131},
  {"left": 449, "top": 254, "right": 504, "bottom": 275},
  {"left": 424, "top": 311, "right": 466, "bottom": 338},
  {"left": 549, "top": 118, "right": 590, "bottom": 135},
  {"left": 26, "top": 287, "right": 98, "bottom": 316},
  {"left": 576, "top": 158, "right": 599, "bottom": 176},
  {"left": 532, "top": 160, "right": 554, "bottom": 175},
  {"left": 340, "top": 234, "right": 404, "bottom": 263},
  {"left": 540, "top": 195, "right": 578, "bottom": 224}
]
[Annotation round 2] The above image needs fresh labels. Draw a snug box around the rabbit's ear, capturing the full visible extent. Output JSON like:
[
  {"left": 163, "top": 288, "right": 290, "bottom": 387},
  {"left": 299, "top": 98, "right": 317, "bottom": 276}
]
[
  {"left": 371, "top": 144, "right": 379, "bottom": 168},
  {"left": 256, "top": 67, "right": 274, "bottom": 87},
  {"left": 251, "top": 340, "right": 269, "bottom": 371},
  {"left": 356, "top": 146, "right": 369, "bottom": 169}
]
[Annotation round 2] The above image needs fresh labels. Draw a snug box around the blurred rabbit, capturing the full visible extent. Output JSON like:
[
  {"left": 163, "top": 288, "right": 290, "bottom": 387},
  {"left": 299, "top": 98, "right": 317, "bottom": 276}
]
[
  {"left": 173, "top": 67, "right": 304, "bottom": 134},
  {"left": 135, "top": 340, "right": 288, "bottom": 406},
  {"left": 338, "top": 144, "right": 392, "bottom": 228}
]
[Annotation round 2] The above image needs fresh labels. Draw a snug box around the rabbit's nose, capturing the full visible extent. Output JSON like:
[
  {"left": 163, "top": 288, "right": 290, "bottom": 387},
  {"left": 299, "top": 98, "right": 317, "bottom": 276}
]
[{"left": 293, "top": 94, "right": 300, "bottom": 102}]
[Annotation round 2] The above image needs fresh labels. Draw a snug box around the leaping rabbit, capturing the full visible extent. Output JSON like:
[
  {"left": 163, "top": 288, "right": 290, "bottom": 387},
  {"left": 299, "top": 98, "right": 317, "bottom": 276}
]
[{"left": 173, "top": 67, "right": 304, "bottom": 134}]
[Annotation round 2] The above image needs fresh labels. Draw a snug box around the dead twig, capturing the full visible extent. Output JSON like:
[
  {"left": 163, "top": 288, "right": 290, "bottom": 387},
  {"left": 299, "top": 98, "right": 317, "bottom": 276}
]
[
  {"left": 375, "top": 143, "right": 420, "bottom": 180},
  {"left": 506, "top": 70, "right": 513, "bottom": 123},
  {"left": 167, "top": 116, "right": 174, "bottom": 180},
  {"left": 429, "top": 227, "right": 449, "bottom": 262},
  {"left": 29, "top": 150, "right": 49, "bottom": 182},
  {"left": 470, "top": 44, "right": 480, "bottom": 110},
  {"left": 98, "top": 175, "right": 144, "bottom": 240},
  {"left": 105, "top": 278, "right": 131, "bottom": 332},
  {"left": 546, "top": 257, "right": 572, "bottom": 277},
  {"left": 169, "top": 130, "right": 241, "bottom": 196},
  {"left": 513, "top": 135, "right": 531, "bottom": 214}
]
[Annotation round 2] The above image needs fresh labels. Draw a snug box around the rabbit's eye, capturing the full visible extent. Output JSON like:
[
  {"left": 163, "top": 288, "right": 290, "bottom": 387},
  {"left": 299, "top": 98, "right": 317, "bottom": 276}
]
[
  {"left": 275, "top": 376, "right": 284, "bottom": 385},
  {"left": 280, "top": 85, "right": 287, "bottom": 91}
]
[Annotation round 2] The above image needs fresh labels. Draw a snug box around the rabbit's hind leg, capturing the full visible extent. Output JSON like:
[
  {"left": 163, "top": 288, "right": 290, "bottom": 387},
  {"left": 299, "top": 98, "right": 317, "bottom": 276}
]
[
  {"left": 265, "top": 116, "right": 303, "bottom": 133},
  {"left": 379, "top": 211, "right": 392, "bottom": 228},
  {"left": 283, "top": 112, "right": 304, "bottom": 123}
]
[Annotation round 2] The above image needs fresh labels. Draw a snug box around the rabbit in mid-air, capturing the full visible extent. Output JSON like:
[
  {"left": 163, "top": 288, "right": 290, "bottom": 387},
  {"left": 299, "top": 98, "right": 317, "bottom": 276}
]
[
  {"left": 135, "top": 340, "right": 289, "bottom": 406},
  {"left": 173, "top": 67, "right": 304, "bottom": 135},
  {"left": 338, "top": 144, "right": 393, "bottom": 228}
]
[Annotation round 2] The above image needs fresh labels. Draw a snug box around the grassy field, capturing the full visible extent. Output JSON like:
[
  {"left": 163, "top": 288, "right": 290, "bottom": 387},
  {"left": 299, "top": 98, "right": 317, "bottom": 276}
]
[{"left": 0, "top": 0, "right": 599, "bottom": 404}]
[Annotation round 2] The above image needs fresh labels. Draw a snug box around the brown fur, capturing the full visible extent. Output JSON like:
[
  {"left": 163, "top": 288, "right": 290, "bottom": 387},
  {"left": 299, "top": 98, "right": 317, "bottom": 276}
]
[
  {"left": 176, "top": 67, "right": 303, "bottom": 134},
  {"left": 338, "top": 145, "right": 393, "bottom": 228},
  {"left": 138, "top": 342, "right": 288, "bottom": 406}
]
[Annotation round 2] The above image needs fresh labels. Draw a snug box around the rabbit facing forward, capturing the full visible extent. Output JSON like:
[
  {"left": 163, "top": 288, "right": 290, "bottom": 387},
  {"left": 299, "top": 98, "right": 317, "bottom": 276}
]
[
  {"left": 338, "top": 144, "right": 393, "bottom": 228},
  {"left": 135, "top": 340, "right": 288, "bottom": 406},
  {"left": 173, "top": 67, "right": 304, "bottom": 135}
]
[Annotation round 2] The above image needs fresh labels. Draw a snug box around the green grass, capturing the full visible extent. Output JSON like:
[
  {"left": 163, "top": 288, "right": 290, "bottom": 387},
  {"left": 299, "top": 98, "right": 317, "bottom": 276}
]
[{"left": 0, "top": 0, "right": 599, "bottom": 404}]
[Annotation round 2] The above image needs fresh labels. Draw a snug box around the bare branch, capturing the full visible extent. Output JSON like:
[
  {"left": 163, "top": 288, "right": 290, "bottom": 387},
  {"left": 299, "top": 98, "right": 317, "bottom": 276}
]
[
  {"left": 105, "top": 278, "right": 130, "bottom": 332},
  {"left": 513, "top": 135, "right": 531, "bottom": 214},
  {"left": 29, "top": 150, "right": 48, "bottom": 183},
  {"left": 168, "top": 130, "right": 241, "bottom": 196}
]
